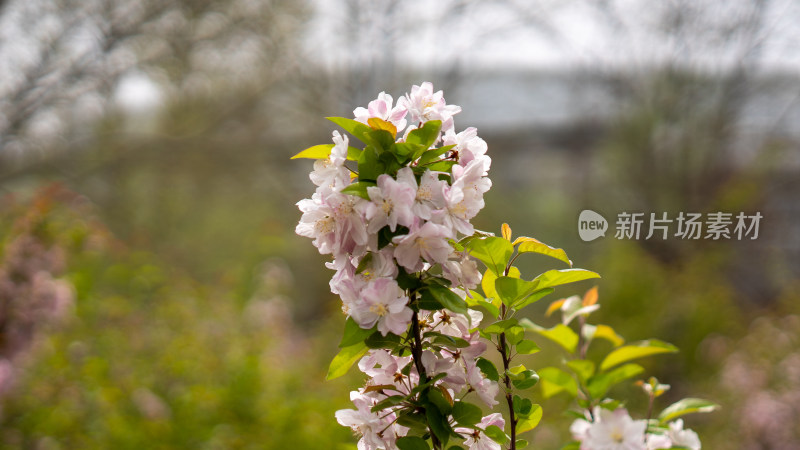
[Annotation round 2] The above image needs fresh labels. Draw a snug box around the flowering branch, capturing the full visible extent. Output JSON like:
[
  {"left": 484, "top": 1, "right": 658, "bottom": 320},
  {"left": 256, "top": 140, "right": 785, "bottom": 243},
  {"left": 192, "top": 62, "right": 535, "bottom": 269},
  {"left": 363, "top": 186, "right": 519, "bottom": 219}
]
[{"left": 293, "top": 83, "right": 715, "bottom": 450}]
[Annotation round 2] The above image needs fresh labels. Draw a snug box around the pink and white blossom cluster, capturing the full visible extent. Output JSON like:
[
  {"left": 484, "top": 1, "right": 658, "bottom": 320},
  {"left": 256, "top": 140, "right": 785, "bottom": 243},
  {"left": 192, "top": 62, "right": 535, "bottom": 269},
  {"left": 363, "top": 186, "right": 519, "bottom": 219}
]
[
  {"left": 296, "top": 82, "right": 490, "bottom": 338},
  {"left": 570, "top": 407, "right": 701, "bottom": 450},
  {"left": 296, "top": 83, "right": 496, "bottom": 450}
]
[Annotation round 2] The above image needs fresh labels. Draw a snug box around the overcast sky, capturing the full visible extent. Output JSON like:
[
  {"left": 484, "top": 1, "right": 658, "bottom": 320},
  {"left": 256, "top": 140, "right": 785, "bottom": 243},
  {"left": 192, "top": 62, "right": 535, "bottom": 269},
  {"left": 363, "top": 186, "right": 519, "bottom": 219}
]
[{"left": 306, "top": 0, "right": 800, "bottom": 73}]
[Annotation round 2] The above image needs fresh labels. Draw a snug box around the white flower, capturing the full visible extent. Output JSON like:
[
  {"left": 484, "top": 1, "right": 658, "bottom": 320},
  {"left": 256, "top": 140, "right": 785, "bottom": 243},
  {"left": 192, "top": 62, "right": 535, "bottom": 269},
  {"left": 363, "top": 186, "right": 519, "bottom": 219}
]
[
  {"left": 645, "top": 433, "right": 673, "bottom": 450},
  {"left": 581, "top": 407, "right": 647, "bottom": 450},
  {"left": 465, "top": 360, "right": 499, "bottom": 407},
  {"left": 335, "top": 391, "right": 406, "bottom": 450},
  {"left": 396, "top": 167, "right": 445, "bottom": 220},
  {"left": 571, "top": 418, "right": 592, "bottom": 441},
  {"left": 443, "top": 127, "right": 490, "bottom": 170},
  {"left": 363, "top": 174, "right": 416, "bottom": 233},
  {"left": 442, "top": 252, "right": 482, "bottom": 291},
  {"left": 401, "top": 82, "right": 461, "bottom": 133},
  {"left": 310, "top": 131, "right": 351, "bottom": 189},
  {"left": 667, "top": 419, "right": 701, "bottom": 450},
  {"left": 456, "top": 413, "right": 505, "bottom": 450},
  {"left": 354, "top": 91, "right": 409, "bottom": 133},
  {"left": 392, "top": 220, "right": 453, "bottom": 272},
  {"left": 359, "top": 349, "right": 412, "bottom": 393},
  {"left": 349, "top": 278, "right": 412, "bottom": 336},
  {"left": 296, "top": 187, "right": 369, "bottom": 260},
  {"left": 434, "top": 183, "right": 476, "bottom": 236}
]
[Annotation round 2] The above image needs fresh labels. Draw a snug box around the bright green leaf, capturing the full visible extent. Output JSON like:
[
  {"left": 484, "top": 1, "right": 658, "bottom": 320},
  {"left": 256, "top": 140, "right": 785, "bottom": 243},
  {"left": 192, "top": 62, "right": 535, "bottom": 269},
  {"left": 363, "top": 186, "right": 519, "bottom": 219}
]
[
  {"left": 566, "top": 359, "right": 595, "bottom": 382},
  {"left": 494, "top": 276, "right": 539, "bottom": 306},
  {"left": 587, "top": 363, "right": 644, "bottom": 399},
  {"left": 516, "top": 339, "right": 541, "bottom": 355},
  {"left": 326, "top": 342, "right": 368, "bottom": 380},
  {"left": 516, "top": 404, "right": 543, "bottom": 434},
  {"left": 483, "top": 425, "right": 507, "bottom": 444},
  {"left": 538, "top": 367, "right": 578, "bottom": 399},
  {"left": 406, "top": 120, "right": 442, "bottom": 148},
  {"left": 483, "top": 318, "right": 518, "bottom": 335},
  {"left": 523, "top": 322, "right": 579, "bottom": 353},
  {"left": 468, "top": 237, "right": 514, "bottom": 277},
  {"left": 658, "top": 398, "right": 720, "bottom": 424},
  {"left": 514, "top": 237, "right": 572, "bottom": 267},
  {"left": 506, "top": 325, "right": 524, "bottom": 345},
  {"left": 481, "top": 267, "right": 519, "bottom": 301},
  {"left": 327, "top": 117, "right": 372, "bottom": 142},
  {"left": 514, "top": 288, "right": 555, "bottom": 310},
  {"left": 586, "top": 324, "right": 625, "bottom": 347},
  {"left": 600, "top": 340, "right": 678, "bottom": 371},
  {"left": 291, "top": 144, "right": 335, "bottom": 160},
  {"left": 339, "top": 317, "right": 376, "bottom": 348},
  {"left": 532, "top": 269, "right": 601, "bottom": 290},
  {"left": 340, "top": 181, "right": 376, "bottom": 200}
]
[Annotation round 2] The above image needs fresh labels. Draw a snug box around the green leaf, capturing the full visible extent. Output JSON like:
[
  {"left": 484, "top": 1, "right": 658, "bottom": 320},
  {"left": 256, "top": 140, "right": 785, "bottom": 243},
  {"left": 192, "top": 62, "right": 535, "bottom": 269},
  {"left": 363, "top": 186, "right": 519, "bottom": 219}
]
[
  {"left": 585, "top": 324, "right": 625, "bottom": 347},
  {"left": 480, "top": 267, "right": 519, "bottom": 306},
  {"left": 291, "top": 144, "right": 334, "bottom": 160},
  {"left": 494, "top": 277, "right": 539, "bottom": 306},
  {"left": 366, "top": 128, "right": 397, "bottom": 152},
  {"left": 425, "top": 405, "right": 452, "bottom": 446},
  {"left": 538, "top": 367, "right": 578, "bottom": 399},
  {"left": 406, "top": 120, "right": 442, "bottom": 148},
  {"left": 506, "top": 325, "right": 524, "bottom": 346},
  {"left": 586, "top": 363, "right": 644, "bottom": 399},
  {"left": 339, "top": 317, "right": 376, "bottom": 348},
  {"left": 511, "top": 370, "right": 539, "bottom": 390},
  {"left": 467, "top": 237, "right": 514, "bottom": 277},
  {"left": 658, "top": 398, "right": 720, "bottom": 424},
  {"left": 418, "top": 144, "right": 456, "bottom": 165},
  {"left": 465, "top": 290, "right": 500, "bottom": 318},
  {"left": 428, "top": 387, "right": 453, "bottom": 415},
  {"left": 516, "top": 404, "right": 543, "bottom": 434},
  {"left": 483, "top": 425, "right": 507, "bottom": 444},
  {"left": 357, "top": 146, "right": 384, "bottom": 181},
  {"left": 396, "top": 436, "right": 430, "bottom": 450},
  {"left": 394, "top": 142, "right": 426, "bottom": 159},
  {"left": 599, "top": 340, "right": 678, "bottom": 371},
  {"left": 483, "top": 318, "right": 518, "bottom": 335},
  {"left": 340, "top": 181, "right": 376, "bottom": 200},
  {"left": 513, "top": 395, "right": 533, "bottom": 416},
  {"left": 365, "top": 331, "right": 402, "bottom": 349},
  {"left": 522, "top": 322, "right": 579, "bottom": 353},
  {"left": 327, "top": 117, "right": 372, "bottom": 142},
  {"left": 426, "top": 284, "right": 467, "bottom": 315},
  {"left": 452, "top": 401, "right": 482, "bottom": 426},
  {"left": 326, "top": 342, "right": 368, "bottom": 380},
  {"left": 476, "top": 357, "right": 499, "bottom": 381},
  {"left": 370, "top": 395, "right": 406, "bottom": 412},
  {"left": 514, "top": 288, "right": 554, "bottom": 310},
  {"left": 425, "top": 160, "right": 457, "bottom": 172},
  {"left": 566, "top": 359, "right": 595, "bottom": 382},
  {"left": 531, "top": 269, "right": 601, "bottom": 290},
  {"left": 516, "top": 339, "right": 540, "bottom": 355},
  {"left": 515, "top": 439, "right": 530, "bottom": 448},
  {"left": 514, "top": 237, "right": 572, "bottom": 267}
]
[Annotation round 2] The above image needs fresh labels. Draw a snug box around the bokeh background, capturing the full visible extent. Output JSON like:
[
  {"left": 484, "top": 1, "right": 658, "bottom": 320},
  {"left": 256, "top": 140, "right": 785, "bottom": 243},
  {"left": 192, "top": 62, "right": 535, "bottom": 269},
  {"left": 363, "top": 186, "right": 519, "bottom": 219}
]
[{"left": 0, "top": 0, "right": 799, "bottom": 448}]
